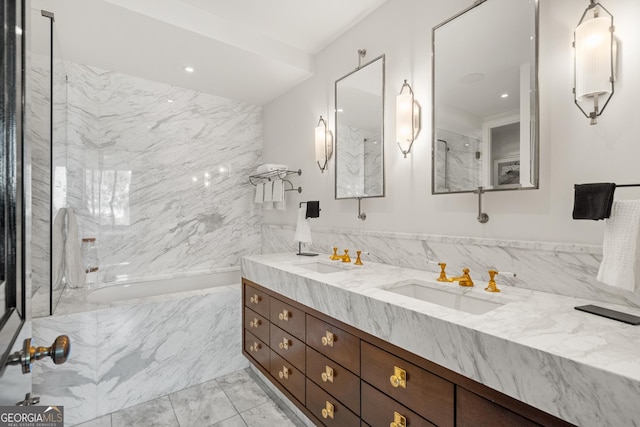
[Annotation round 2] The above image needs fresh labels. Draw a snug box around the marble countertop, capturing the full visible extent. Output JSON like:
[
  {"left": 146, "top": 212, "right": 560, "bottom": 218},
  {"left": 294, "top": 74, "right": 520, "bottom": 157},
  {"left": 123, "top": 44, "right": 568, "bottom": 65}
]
[{"left": 241, "top": 253, "right": 640, "bottom": 427}]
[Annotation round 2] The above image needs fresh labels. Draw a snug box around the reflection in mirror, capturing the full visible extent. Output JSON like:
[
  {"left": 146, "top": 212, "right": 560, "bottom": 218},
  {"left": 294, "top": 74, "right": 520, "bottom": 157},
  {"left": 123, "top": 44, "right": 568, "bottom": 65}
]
[
  {"left": 335, "top": 55, "right": 385, "bottom": 199},
  {"left": 432, "top": 0, "right": 538, "bottom": 194}
]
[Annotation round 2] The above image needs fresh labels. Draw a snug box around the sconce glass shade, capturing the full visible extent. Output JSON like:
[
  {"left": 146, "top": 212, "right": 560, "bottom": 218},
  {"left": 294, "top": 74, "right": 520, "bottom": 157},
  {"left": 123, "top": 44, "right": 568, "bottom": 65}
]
[
  {"left": 574, "top": 2, "right": 616, "bottom": 125},
  {"left": 315, "top": 116, "right": 333, "bottom": 173},
  {"left": 396, "top": 80, "right": 420, "bottom": 158}
]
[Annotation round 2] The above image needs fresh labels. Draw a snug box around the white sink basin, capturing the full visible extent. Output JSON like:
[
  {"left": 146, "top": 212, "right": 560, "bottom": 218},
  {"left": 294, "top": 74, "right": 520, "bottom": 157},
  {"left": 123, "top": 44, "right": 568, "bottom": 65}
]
[
  {"left": 385, "top": 282, "right": 504, "bottom": 315},
  {"left": 297, "top": 262, "right": 348, "bottom": 274}
]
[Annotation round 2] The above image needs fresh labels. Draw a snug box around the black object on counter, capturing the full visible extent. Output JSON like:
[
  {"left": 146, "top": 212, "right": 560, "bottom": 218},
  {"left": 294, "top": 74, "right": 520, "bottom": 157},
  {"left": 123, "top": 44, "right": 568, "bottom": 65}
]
[
  {"left": 305, "top": 201, "right": 320, "bottom": 219},
  {"left": 572, "top": 183, "right": 616, "bottom": 220},
  {"left": 575, "top": 304, "right": 640, "bottom": 325}
]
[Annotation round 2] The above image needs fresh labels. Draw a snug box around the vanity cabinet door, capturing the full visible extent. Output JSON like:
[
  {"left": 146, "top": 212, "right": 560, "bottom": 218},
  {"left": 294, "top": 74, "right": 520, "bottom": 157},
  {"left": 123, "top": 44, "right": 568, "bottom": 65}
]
[
  {"left": 270, "top": 350, "right": 305, "bottom": 404},
  {"left": 361, "top": 382, "right": 435, "bottom": 427},
  {"left": 361, "top": 341, "right": 454, "bottom": 427},
  {"left": 306, "top": 346, "right": 360, "bottom": 415},
  {"left": 270, "top": 323, "right": 305, "bottom": 373},
  {"left": 244, "top": 308, "right": 269, "bottom": 344},
  {"left": 457, "top": 387, "right": 539, "bottom": 427},
  {"left": 270, "top": 297, "right": 306, "bottom": 341},
  {"left": 306, "top": 379, "right": 360, "bottom": 427},
  {"left": 244, "top": 331, "right": 269, "bottom": 371},
  {"left": 244, "top": 282, "right": 270, "bottom": 318},
  {"left": 306, "top": 314, "right": 360, "bottom": 375}
]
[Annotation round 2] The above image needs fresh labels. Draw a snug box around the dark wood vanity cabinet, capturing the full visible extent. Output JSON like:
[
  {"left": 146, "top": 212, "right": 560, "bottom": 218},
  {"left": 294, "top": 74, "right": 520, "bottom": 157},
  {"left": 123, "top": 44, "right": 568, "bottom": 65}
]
[{"left": 242, "top": 279, "right": 574, "bottom": 427}]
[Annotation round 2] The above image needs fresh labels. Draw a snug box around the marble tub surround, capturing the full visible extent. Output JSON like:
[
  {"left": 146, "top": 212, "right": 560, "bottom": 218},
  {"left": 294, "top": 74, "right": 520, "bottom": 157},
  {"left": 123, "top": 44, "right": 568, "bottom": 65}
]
[
  {"left": 32, "top": 282, "right": 248, "bottom": 426},
  {"left": 242, "top": 253, "right": 640, "bottom": 426},
  {"left": 260, "top": 224, "right": 640, "bottom": 308}
]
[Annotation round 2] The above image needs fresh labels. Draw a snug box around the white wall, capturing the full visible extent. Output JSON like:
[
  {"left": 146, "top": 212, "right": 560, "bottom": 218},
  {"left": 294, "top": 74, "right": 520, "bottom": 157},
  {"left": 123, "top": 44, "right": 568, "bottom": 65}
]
[{"left": 263, "top": 0, "right": 640, "bottom": 245}]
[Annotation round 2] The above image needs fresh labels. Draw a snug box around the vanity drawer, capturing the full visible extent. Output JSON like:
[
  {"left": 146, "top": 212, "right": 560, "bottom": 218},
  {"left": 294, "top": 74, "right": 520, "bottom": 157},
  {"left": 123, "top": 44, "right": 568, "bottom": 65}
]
[
  {"left": 244, "top": 308, "right": 269, "bottom": 344},
  {"left": 361, "top": 341, "right": 454, "bottom": 427},
  {"left": 270, "top": 323, "right": 305, "bottom": 373},
  {"left": 361, "top": 381, "right": 435, "bottom": 427},
  {"left": 306, "top": 346, "right": 360, "bottom": 415},
  {"left": 244, "top": 331, "right": 269, "bottom": 371},
  {"left": 244, "top": 283, "right": 270, "bottom": 318},
  {"left": 306, "top": 378, "right": 359, "bottom": 427},
  {"left": 306, "top": 314, "right": 360, "bottom": 375},
  {"left": 456, "top": 387, "right": 539, "bottom": 427},
  {"left": 270, "top": 297, "right": 305, "bottom": 341},
  {"left": 270, "top": 350, "right": 305, "bottom": 404}
]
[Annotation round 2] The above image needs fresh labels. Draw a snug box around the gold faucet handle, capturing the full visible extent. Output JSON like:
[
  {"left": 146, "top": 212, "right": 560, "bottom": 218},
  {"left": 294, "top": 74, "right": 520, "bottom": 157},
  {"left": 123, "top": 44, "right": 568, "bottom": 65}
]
[
  {"left": 330, "top": 247, "right": 341, "bottom": 261},
  {"left": 437, "top": 262, "right": 452, "bottom": 282},
  {"left": 355, "top": 251, "right": 363, "bottom": 265},
  {"left": 342, "top": 249, "right": 351, "bottom": 263},
  {"left": 485, "top": 269, "right": 500, "bottom": 293}
]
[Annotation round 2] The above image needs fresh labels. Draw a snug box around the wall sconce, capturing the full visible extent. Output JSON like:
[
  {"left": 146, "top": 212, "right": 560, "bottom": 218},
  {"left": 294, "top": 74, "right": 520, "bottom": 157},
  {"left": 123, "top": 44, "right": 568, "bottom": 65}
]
[
  {"left": 315, "top": 116, "right": 333, "bottom": 173},
  {"left": 573, "top": 0, "right": 617, "bottom": 125},
  {"left": 396, "top": 80, "right": 420, "bottom": 157}
]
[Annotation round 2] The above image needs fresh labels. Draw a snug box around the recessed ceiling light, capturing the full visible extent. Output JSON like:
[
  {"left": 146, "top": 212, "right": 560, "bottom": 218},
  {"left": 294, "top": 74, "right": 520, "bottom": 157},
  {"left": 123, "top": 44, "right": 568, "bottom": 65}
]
[
  {"left": 184, "top": 66, "right": 195, "bottom": 73},
  {"left": 501, "top": 93, "right": 509, "bottom": 98}
]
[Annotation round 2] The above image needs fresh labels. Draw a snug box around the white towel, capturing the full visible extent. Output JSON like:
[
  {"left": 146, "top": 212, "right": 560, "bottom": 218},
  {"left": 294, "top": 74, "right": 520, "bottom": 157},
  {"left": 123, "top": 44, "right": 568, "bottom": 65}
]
[
  {"left": 272, "top": 180, "right": 284, "bottom": 203},
  {"left": 293, "top": 207, "right": 312, "bottom": 244},
  {"left": 263, "top": 181, "right": 274, "bottom": 202},
  {"left": 256, "top": 164, "right": 288, "bottom": 174},
  {"left": 254, "top": 183, "right": 264, "bottom": 204},
  {"left": 52, "top": 208, "right": 66, "bottom": 289},
  {"left": 597, "top": 200, "right": 640, "bottom": 292},
  {"left": 65, "top": 208, "right": 87, "bottom": 288}
]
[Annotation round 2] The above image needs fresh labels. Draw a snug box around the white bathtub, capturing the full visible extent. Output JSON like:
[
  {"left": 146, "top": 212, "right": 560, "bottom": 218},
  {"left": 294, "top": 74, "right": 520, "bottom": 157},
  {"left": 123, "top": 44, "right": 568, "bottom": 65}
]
[{"left": 87, "top": 269, "right": 241, "bottom": 303}]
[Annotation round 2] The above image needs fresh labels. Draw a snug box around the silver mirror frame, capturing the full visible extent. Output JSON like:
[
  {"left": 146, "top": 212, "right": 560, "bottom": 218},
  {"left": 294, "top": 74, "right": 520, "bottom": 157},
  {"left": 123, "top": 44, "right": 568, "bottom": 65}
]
[
  {"left": 334, "top": 54, "right": 386, "bottom": 200},
  {"left": 431, "top": 0, "right": 540, "bottom": 195}
]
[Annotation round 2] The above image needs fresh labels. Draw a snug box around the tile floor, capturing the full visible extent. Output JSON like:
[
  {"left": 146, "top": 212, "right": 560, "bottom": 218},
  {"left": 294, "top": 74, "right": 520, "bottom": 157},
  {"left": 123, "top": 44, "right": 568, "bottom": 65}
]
[{"left": 72, "top": 368, "right": 306, "bottom": 427}]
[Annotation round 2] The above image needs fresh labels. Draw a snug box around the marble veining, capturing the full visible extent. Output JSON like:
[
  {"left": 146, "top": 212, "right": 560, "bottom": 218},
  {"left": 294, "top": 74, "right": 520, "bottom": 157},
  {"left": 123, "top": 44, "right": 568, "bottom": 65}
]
[{"left": 242, "top": 253, "right": 640, "bottom": 426}]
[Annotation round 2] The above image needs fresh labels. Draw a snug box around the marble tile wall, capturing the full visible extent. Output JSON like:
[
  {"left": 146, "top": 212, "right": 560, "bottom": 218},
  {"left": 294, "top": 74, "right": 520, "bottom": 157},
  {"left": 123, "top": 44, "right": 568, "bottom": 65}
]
[
  {"left": 32, "top": 285, "right": 248, "bottom": 426},
  {"left": 434, "top": 128, "right": 482, "bottom": 193},
  {"left": 261, "top": 224, "right": 640, "bottom": 308},
  {"left": 336, "top": 124, "right": 364, "bottom": 197},
  {"left": 363, "top": 133, "right": 383, "bottom": 196}
]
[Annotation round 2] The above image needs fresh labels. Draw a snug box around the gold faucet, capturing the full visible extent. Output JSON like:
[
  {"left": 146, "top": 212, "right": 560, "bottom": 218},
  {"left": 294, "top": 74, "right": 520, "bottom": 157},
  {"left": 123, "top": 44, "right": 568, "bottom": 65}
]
[
  {"left": 450, "top": 268, "right": 474, "bottom": 287},
  {"left": 339, "top": 249, "right": 351, "bottom": 263},
  {"left": 329, "top": 247, "right": 341, "bottom": 261},
  {"left": 485, "top": 269, "right": 501, "bottom": 292},
  {"left": 436, "top": 262, "right": 453, "bottom": 282}
]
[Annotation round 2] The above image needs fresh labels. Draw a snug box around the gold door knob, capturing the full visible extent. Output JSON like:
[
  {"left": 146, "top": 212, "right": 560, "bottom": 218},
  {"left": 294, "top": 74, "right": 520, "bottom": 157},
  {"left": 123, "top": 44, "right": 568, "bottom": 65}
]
[
  {"left": 321, "top": 331, "right": 334, "bottom": 347},
  {"left": 249, "top": 342, "right": 260, "bottom": 352},
  {"left": 321, "top": 401, "right": 335, "bottom": 420},
  {"left": 389, "top": 366, "right": 407, "bottom": 388},
  {"left": 390, "top": 412, "right": 406, "bottom": 427},
  {"left": 278, "top": 309, "right": 290, "bottom": 321},
  {"left": 278, "top": 338, "right": 290, "bottom": 350},
  {"left": 321, "top": 365, "right": 334, "bottom": 383},
  {"left": 249, "top": 294, "right": 259, "bottom": 304},
  {"left": 278, "top": 366, "right": 290, "bottom": 380},
  {"left": 7, "top": 336, "right": 71, "bottom": 374},
  {"left": 249, "top": 318, "right": 260, "bottom": 328}
]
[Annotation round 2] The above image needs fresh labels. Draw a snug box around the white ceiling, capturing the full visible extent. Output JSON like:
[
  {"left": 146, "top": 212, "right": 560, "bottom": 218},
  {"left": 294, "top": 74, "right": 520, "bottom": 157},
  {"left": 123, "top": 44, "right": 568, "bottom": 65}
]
[{"left": 30, "top": 0, "right": 390, "bottom": 105}]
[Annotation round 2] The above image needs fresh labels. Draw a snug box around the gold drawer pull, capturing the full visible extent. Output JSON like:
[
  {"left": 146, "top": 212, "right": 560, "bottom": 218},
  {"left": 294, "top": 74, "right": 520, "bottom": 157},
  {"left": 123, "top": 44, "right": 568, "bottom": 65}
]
[
  {"left": 390, "top": 411, "right": 406, "bottom": 427},
  {"left": 249, "top": 342, "right": 260, "bottom": 352},
  {"left": 249, "top": 294, "right": 259, "bottom": 304},
  {"left": 321, "top": 331, "right": 334, "bottom": 347},
  {"left": 278, "top": 338, "right": 290, "bottom": 350},
  {"left": 278, "top": 365, "right": 290, "bottom": 380},
  {"left": 321, "top": 365, "right": 334, "bottom": 383},
  {"left": 249, "top": 318, "right": 261, "bottom": 328},
  {"left": 390, "top": 366, "right": 406, "bottom": 388},
  {"left": 321, "top": 401, "right": 334, "bottom": 420},
  {"left": 278, "top": 309, "right": 290, "bottom": 321}
]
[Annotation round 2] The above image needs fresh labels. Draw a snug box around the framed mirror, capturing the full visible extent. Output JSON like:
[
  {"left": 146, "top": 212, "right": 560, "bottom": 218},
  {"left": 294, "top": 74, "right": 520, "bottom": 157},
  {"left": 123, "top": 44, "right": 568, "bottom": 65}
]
[
  {"left": 335, "top": 55, "right": 385, "bottom": 199},
  {"left": 432, "top": 0, "right": 538, "bottom": 194}
]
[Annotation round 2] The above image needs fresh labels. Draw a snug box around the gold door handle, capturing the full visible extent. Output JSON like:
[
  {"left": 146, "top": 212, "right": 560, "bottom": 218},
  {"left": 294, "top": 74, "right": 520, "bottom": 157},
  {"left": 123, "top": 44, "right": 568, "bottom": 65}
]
[
  {"left": 321, "top": 331, "right": 334, "bottom": 347},
  {"left": 249, "top": 294, "right": 259, "bottom": 304},
  {"left": 249, "top": 342, "right": 260, "bottom": 352},
  {"left": 7, "top": 336, "right": 70, "bottom": 374},
  {"left": 278, "top": 309, "right": 290, "bottom": 321},
  {"left": 389, "top": 366, "right": 407, "bottom": 388},
  {"left": 321, "top": 365, "right": 334, "bottom": 383},
  {"left": 278, "top": 338, "right": 290, "bottom": 350},
  {"left": 249, "top": 318, "right": 261, "bottom": 328},
  {"left": 390, "top": 412, "right": 406, "bottom": 427},
  {"left": 278, "top": 366, "right": 290, "bottom": 380},
  {"left": 321, "top": 401, "right": 335, "bottom": 420}
]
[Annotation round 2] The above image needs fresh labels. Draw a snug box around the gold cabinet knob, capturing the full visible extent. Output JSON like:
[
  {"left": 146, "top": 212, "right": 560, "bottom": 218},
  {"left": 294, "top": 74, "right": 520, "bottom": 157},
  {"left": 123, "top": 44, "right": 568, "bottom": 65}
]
[
  {"left": 278, "top": 338, "right": 290, "bottom": 350},
  {"left": 249, "top": 318, "right": 260, "bottom": 328},
  {"left": 249, "top": 294, "right": 259, "bottom": 304},
  {"left": 390, "top": 412, "right": 406, "bottom": 427},
  {"left": 278, "top": 309, "right": 290, "bottom": 321},
  {"left": 321, "top": 365, "right": 334, "bottom": 383},
  {"left": 321, "top": 401, "right": 334, "bottom": 420},
  {"left": 321, "top": 331, "right": 334, "bottom": 347},
  {"left": 389, "top": 366, "right": 407, "bottom": 388},
  {"left": 278, "top": 366, "right": 290, "bottom": 380},
  {"left": 249, "top": 342, "right": 260, "bottom": 352}
]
